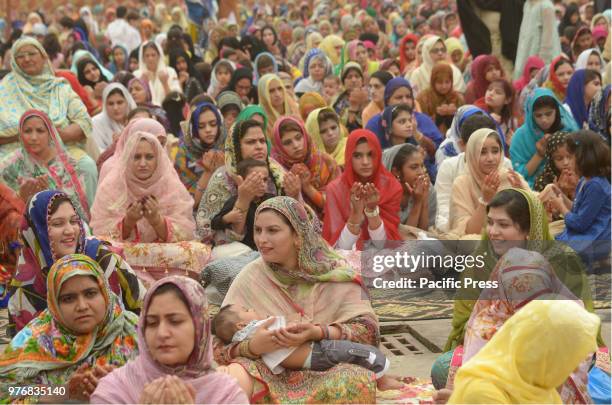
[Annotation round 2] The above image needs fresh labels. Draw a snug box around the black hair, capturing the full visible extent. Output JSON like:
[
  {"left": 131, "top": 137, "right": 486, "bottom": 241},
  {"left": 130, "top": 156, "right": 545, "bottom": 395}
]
[
  {"left": 212, "top": 305, "right": 239, "bottom": 343},
  {"left": 459, "top": 113, "right": 497, "bottom": 144},
  {"left": 59, "top": 16, "right": 74, "bottom": 29},
  {"left": 107, "top": 87, "right": 126, "bottom": 100},
  {"left": 371, "top": 71, "right": 393, "bottom": 87},
  {"left": 189, "top": 93, "right": 215, "bottom": 107},
  {"left": 258, "top": 207, "right": 293, "bottom": 229},
  {"left": 76, "top": 58, "right": 104, "bottom": 88},
  {"left": 584, "top": 69, "right": 602, "bottom": 85},
  {"left": 161, "top": 91, "right": 187, "bottom": 137},
  {"left": 148, "top": 283, "right": 190, "bottom": 317},
  {"left": 486, "top": 189, "right": 531, "bottom": 233},
  {"left": 566, "top": 130, "right": 611, "bottom": 180},
  {"left": 42, "top": 33, "right": 61, "bottom": 60},
  {"left": 236, "top": 158, "right": 269, "bottom": 179},
  {"left": 341, "top": 66, "right": 363, "bottom": 84},
  {"left": 317, "top": 108, "right": 340, "bottom": 126},
  {"left": 554, "top": 57, "right": 572, "bottom": 72},
  {"left": 256, "top": 53, "right": 275, "bottom": 72},
  {"left": 234, "top": 119, "right": 264, "bottom": 162},
  {"left": 532, "top": 96, "right": 562, "bottom": 133},
  {"left": 48, "top": 195, "right": 74, "bottom": 216},
  {"left": 112, "top": 71, "right": 135, "bottom": 88},
  {"left": 127, "top": 106, "right": 152, "bottom": 121},
  {"left": 391, "top": 143, "right": 421, "bottom": 179},
  {"left": 142, "top": 41, "right": 160, "bottom": 56},
  {"left": 116, "top": 6, "right": 128, "bottom": 19}
]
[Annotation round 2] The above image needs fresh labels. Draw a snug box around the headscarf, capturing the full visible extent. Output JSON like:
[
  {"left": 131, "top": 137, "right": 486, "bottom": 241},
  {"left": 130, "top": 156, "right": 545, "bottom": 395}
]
[
  {"left": 298, "top": 92, "right": 327, "bottom": 121},
  {"left": 72, "top": 50, "right": 114, "bottom": 85},
  {"left": 92, "top": 83, "right": 137, "bottom": 152},
  {"left": 513, "top": 55, "right": 545, "bottom": 93},
  {"left": 0, "top": 184, "right": 23, "bottom": 280},
  {"left": 207, "top": 59, "right": 236, "bottom": 97},
  {"left": 533, "top": 131, "right": 571, "bottom": 192},
  {"left": 170, "top": 6, "right": 189, "bottom": 30},
  {"left": 258, "top": 73, "right": 299, "bottom": 139},
  {"left": 588, "top": 85, "right": 611, "bottom": 144},
  {"left": 409, "top": 35, "right": 465, "bottom": 94},
  {"left": 254, "top": 52, "right": 279, "bottom": 84},
  {"left": 127, "top": 76, "right": 153, "bottom": 104},
  {"left": 510, "top": 88, "right": 579, "bottom": 187},
  {"left": 466, "top": 54, "right": 503, "bottom": 103},
  {"left": 441, "top": 105, "right": 487, "bottom": 158},
  {"left": 575, "top": 48, "right": 604, "bottom": 71},
  {"left": 294, "top": 49, "right": 332, "bottom": 94},
  {"left": 444, "top": 37, "right": 465, "bottom": 67},
  {"left": 399, "top": 33, "right": 420, "bottom": 73},
  {"left": 319, "top": 35, "right": 345, "bottom": 66},
  {"left": 416, "top": 62, "right": 463, "bottom": 120},
  {"left": 90, "top": 276, "right": 248, "bottom": 404},
  {"left": 565, "top": 69, "right": 591, "bottom": 128},
  {"left": 90, "top": 132, "right": 196, "bottom": 242},
  {"left": 571, "top": 27, "right": 594, "bottom": 61},
  {"left": 449, "top": 300, "right": 599, "bottom": 404},
  {"left": 108, "top": 45, "right": 129, "bottom": 74},
  {"left": 543, "top": 56, "right": 572, "bottom": 101},
  {"left": 135, "top": 41, "right": 179, "bottom": 105},
  {"left": 255, "top": 196, "right": 361, "bottom": 284},
  {"left": 168, "top": 48, "right": 197, "bottom": 78},
  {"left": 463, "top": 128, "right": 508, "bottom": 194},
  {"left": 1, "top": 110, "right": 90, "bottom": 219},
  {"left": 304, "top": 107, "right": 348, "bottom": 167},
  {"left": 226, "top": 67, "right": 255, "bottom": 102},
  {"left": 323, "top": 129, "right": 402, "bottom": 248},
  {"left": 216, "top": 91, "right": 244, "bottom": 114},
  {"left": 98, "top": 118, "right": 167, "bottom": 182},
  {"left": 0, "top": 37, "right": 93, "bottom": 140},
  {"left": 236, "top": 104, "right": 268, "bottom": 133},
  {"left": 0, "top": 254, "right": 138, "bottom": 392}
]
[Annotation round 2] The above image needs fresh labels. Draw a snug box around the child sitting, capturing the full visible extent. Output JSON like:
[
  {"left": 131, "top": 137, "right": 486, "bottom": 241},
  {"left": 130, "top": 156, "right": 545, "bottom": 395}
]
[
  {"left": 211, "top": 159, "right": 274, "bottom": 250},
  {"left": 212, "top": 305, "right": 391, "bottom": 381}
]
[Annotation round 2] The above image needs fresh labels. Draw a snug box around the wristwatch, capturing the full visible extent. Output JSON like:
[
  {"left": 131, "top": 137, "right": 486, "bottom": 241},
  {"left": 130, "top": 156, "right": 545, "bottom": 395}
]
[{"left": 364, "top": 206, "right": 380, "bottom": 218}]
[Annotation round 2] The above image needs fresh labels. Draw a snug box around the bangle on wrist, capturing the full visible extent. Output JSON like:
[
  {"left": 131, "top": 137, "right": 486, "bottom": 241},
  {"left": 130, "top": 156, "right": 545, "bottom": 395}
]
[
  {"left": 364, "top": 206, "right": 380, "bottom": 218},
  {"left": 478, "top": 196, "right": 490, "bottom": 206}
]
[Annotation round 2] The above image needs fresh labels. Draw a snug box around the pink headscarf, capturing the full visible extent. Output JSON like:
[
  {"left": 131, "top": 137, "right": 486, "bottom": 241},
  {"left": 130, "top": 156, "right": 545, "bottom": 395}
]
[
  {"left": 90, "top": 276, "right": 248, "bottom": 404},
  {"left": 90, "top": 132, "right": 195, "bottom": 242},
  {"left": 98, "top": 118, "right": 167, "bottom": 183},
  {"left": 513, "top": 55, "right": 545, "bottom": 93}
]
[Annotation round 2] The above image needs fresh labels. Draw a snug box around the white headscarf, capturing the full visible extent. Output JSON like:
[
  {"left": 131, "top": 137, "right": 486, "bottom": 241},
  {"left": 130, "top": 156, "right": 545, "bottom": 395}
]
[
  {"left": 575, "top": 48, "right": 604, "bottom": 73},
  {"left": 134, "top": 40, "right": 182, "bottom": 105},
  {"left": 92, "top": 83, "right": 137, "bottom": 152}
]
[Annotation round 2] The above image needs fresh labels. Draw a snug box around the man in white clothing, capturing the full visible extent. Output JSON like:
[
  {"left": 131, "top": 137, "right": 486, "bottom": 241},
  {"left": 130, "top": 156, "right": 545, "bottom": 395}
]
[
  {"left": 435, "top": 114, "right": 512, "bottom": 232},
  {"left": 105, "top": 6, "right": 142, "bottom": 54}
]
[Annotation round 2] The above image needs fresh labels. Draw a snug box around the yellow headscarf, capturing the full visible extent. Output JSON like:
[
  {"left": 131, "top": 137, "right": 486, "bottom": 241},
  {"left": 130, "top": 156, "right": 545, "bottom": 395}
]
[
  {"left": 320, "top": 35, "right": 345, "bottom": 66},
  {"left": 449, "top": 300, "right": 599, "bottom": 404},
  {"left": 258, "top": 73, "right": 299, "bottom": 139},
  {"left": 305, "top": 107, "right": 348, "bottom": 166}
]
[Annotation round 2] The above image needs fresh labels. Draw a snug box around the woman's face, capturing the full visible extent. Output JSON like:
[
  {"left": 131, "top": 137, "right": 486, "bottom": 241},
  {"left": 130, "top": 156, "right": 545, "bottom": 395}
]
[
  {"left": 594, "top": 16, "right": 608, "bottom": 29},
  {"left": 369, "top": 77, "right": 385, "bottom": 104},
  {"left": 263, "top": 28, "right": 275, "bottom": 46},
  {"left": 113, "top": 48, "right": 125, "bottom": 67},
  {"left": 484, "top": 84, "right": 508, "bottom": 109},
  {"left": 131, "top": 139, "right": 158, "bottom": 180},
  {"left": 478, "top": 135, "right": 501, "bottom": 175},
  {"left": 319, "top": 118, "right": 340, "bottom": 151},
  {"left": 129, "top": 81, "right": 148, "bottom": 104},
  {"left": 429, "top": 40, "right": 447, "bottom": 64},
  {"left": 584, "top": 76, "right": 602, "bottom": 105},
  {"left": 145, "top": 291, "right": 196, "bottom": 367},
  {"left": 258, "top": 63, "right": 275, "bottom": 77},
  {"left": 309, "top": 58, "right": 326, "bottom": 82},
  {"left": 404, "top": 41, "right": 416, "bottom": 61},
  {"left": 344, "top": 70, "right": 363, "bottom": 90},
  {"left": 551, "top": 144, "right": 575, "bottom": 173},
  {"left": 533, "top": 105, "right": 557, "bottom": 132},
  {"left": 390, "top": 110, "right": 414, "bottom": 140},
  {"left": 83, "top": 62, "right": 101, "bottom": 84},
  {"left": 15, "top": 45, "right": 46, "bottom": 76},
  {"left": 280, "top": 127, "right": 306, "bottom": 161},
  {"left": 395, "top": 22, "right": 407, "bottom": 37},
  {"left": 388, "top": 86, "right": 413, "bottom": 108},
  {"left": 319, "top": 24, "right": 331, "bottom": 37},
  {"left": 235, "top": 78, "right": 252, "bottom": 100},
  {"left": 400, "top": 151, "right": 425, "bottom": 187},
  {"left": 48, "top": 201, "right": 80, "bottom": 258},
  {"left": 577, "top": 32, "right": 593, "bottom": 51},
  {"left": 450, "top": 50, "right": 463, "bottom": 65},
  {"left": 355, "top": 44, "right": 368, "bottom": 65},
  {"left": 484, "top": 65, "right": 502, "bottom": 82},
  {"left": 129, "top": 57, "right": 139, "bottom": 72},
  {"left": 569, "top": 12, "right": 579, "bottom": 24},
  {"left": 487, "top": 206, "right": 529, "bottom": 256},
  {"left": 555, "top": 62, "right": 574, "bottom": 87},
  {"left": 222, "top": 108, "right": 239, "bottom": 132},
  {"left": 268, "top": 79, "right": 285, "bottom": 110},
  {"left": 22, "top": 116, "right": 51, "bottom": 157},
  {"left": 198, "top": 109, "right": 219, "bottom": 146},
  {"left": 58, "top": 275, "right": 107, "bottom": 335},
  {"left": 351, "top": 141, "right": 374, "bottom": 180},
  {"left": 434, "top": 76, "right": 452, "bottom": 95},
  {"left": 254, "top": 210, "right": 299, "bottom": 269},
  {"left": 240, "top": 126, "right": 268, "bottom": 161},
  {"left": 587, "top": 53, "right": 602, "bottom": 72},
  {"left": 106, "top": 92, "right": 128, "bottom": 123},
  {"left": 143, "top": 46, "right": 160, "bottom": 71},
  {"left": 175, "top": 56, "right": 189, "bottom": 73},
  {"left": 216, "top": 66, "right": 232, "bottom": 86}
]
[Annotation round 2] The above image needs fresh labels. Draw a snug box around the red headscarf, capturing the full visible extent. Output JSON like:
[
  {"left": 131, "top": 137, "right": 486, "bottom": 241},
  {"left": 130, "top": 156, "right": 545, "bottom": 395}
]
[
  {"left": 513, "top": 55, "right": 545, "bottom": 93},
  {"left": 546, "top": 55, "right": 572, "bottom": 101},
  {"left": 399, "top": 33, "right": 420, "bottom": 73},
  {"left": 323, "top": 129, "right": 402, "bottom": 249},
  {"left": 465, "top": 55, "right": 504, "bottom": 104}
]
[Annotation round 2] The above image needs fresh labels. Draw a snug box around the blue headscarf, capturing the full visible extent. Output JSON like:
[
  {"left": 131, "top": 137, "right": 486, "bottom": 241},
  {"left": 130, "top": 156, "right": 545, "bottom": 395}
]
[
  {"left": 25, "top": 190, "right": 100, "bottom": 268},
  {"left": 254, "top": 52, "right": 279, "bottom": 84},
  {"left": 383, "top": 77, "right": 412, "bottom": 105},
  {"left": 186, "top": 102, "right": 225, "bottom": 158},
  {"left": 565, "top": 69, "right": 591, "bottom": 128}
]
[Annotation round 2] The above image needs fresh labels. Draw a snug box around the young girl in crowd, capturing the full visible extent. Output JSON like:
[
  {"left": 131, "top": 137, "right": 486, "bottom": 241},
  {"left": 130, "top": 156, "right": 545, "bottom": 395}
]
[
  {"left": 207, "top": 59, "right": 235, "bottom": 99},
  {"left": 134, "top": 41, "right": 181, "bottom": 106},
  {"left": 362, "top": 71, "right": 393, "bottom": 127},
  {"left": 510, "top": 88, "right": 579, "bottom": 187},
  {"left": 416, "top": 62, "right": 465, "bottom": 134},
  {"left": 463, "top": 55, "right": 504, "bottom": 104},
  {"left": 543, "top": 56, "right": 574, "bottom": 102},
  {"left": 575, "top": 48, "right": 604, "bottom": 72},
  {"left": 382, "top": 144, "right": 436, "bottom": 230},
  {"left": 305, "top": 107, "right": 348, "bottom": 167},
  {"left": 91, "top": 83, "right": 136, "bottom": 152},
  {"left": 547, "top": 131, "right": 611, "bottom": 243},
  {"left": 565, "top": 69, "right": 602, "bottom": 129},
  {"left": 474, "top": 79, "right": 516, "bottom": 146}
]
